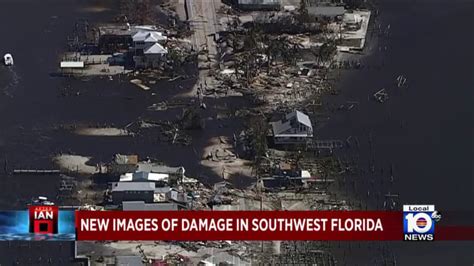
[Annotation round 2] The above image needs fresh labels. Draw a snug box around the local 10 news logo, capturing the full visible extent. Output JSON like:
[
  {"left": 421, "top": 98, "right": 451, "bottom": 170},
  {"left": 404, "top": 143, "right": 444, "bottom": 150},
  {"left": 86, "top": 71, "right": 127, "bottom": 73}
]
[
  {"left": 28, "top": 206, "right": 59, "bottom": 234},
  {"left": 403, "top": 205, "right": 441, "bottom": 241}
]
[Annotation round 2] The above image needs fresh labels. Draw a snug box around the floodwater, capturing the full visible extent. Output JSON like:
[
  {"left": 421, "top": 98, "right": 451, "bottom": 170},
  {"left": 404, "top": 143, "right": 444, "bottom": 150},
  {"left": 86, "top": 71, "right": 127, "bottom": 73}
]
[{"left": 318, "top": 0, "right": 474, "bottom": 264}]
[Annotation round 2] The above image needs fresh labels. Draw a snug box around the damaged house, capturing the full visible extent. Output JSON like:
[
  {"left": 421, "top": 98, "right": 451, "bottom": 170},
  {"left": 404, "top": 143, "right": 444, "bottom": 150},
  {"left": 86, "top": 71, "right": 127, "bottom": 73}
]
[{"left": 271, "top": 110, "right": 313, "bottom": 144}]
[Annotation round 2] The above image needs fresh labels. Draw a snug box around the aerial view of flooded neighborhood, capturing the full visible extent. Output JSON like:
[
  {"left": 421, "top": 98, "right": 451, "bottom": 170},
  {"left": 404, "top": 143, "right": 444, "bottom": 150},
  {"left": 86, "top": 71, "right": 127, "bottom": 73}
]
[{"left": 0, "top": 0, "right": 472, "bottom": 265}]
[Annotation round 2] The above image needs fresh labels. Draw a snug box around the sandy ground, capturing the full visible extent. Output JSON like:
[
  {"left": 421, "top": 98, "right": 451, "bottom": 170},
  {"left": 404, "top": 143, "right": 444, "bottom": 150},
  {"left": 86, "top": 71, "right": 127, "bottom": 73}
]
[
  {"left": 200, "top": 136, "right": 253, "bottom": 181},
  {"left": 53, "top": 154, "right": 98, "bottom": 174},
  {"left": 78, "top": 6, "right": 113, "bottom": 13},
  {"left": 61, "top": 54, "right": 131, "bottom": 76},
  {"left": 74, "top": 127, "right": 131, "bottom": 136}
]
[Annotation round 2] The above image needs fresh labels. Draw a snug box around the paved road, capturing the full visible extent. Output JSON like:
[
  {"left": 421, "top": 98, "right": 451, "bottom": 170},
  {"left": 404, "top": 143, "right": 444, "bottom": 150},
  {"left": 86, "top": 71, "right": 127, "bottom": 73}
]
[{"left": 185, "top": 0, "right": 221, "bottom": 95}]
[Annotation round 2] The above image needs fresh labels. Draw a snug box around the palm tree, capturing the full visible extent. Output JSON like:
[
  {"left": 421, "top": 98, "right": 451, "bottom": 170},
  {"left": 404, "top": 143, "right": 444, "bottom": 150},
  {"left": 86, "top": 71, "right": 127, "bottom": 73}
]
[
  {"left": 319, "top": 40, "right": 337, "bottom": 64},
  {"left": 298, "top": 0, "right": 311, "bottom": 24},
  {"left": 249, "top": 115, "right": 268, "bottom": 176},
  {"left": 167, "top": 48, "right": 184, "bottom": 77}
]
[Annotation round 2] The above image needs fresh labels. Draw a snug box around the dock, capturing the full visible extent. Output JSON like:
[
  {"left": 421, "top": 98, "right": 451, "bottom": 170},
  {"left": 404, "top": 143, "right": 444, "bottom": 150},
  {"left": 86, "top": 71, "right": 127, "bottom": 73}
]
[
  {"left": 13, "top": 169, "right": 61, "bottom": 175},
  {"left": 309, "top": 140, "right": 344, "bottom": 149}
]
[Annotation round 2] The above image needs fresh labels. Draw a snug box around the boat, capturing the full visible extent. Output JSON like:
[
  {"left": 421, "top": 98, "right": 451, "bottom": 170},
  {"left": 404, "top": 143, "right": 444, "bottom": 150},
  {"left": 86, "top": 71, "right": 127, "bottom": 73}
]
[
  {"left": 3, "top": 53, "right": 13, "bottom": 66},
  {"left": 30, "top": 196, "right": 55, "bottom": 206}
]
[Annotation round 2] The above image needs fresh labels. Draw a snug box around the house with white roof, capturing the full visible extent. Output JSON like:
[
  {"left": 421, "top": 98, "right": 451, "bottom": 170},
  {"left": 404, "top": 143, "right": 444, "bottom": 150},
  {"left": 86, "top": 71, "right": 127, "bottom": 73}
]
[
  {"left": 271, "top": 110, "right": 313, "bottom": 144},
  {"left": 97, "top": 24, "right": 162, "bottom": 53},
  {"left": 97, "top": 24, "right": 168, "bottom": 69},
  {"left": 132, "top": 31, "right": 167, "bottom": 47},
  {"left": 132, "top": 30, "right": 168, "bottom": 69}
]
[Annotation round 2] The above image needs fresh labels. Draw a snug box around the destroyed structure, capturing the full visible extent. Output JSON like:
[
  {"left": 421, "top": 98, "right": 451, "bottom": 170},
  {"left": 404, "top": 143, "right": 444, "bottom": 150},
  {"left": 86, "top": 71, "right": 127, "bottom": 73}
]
[
  {"left": 122, "top": 201, "right": 179, "bottom": 211},
  {"left": 235, "top": 0, "right": 281, "bottom": 11}
]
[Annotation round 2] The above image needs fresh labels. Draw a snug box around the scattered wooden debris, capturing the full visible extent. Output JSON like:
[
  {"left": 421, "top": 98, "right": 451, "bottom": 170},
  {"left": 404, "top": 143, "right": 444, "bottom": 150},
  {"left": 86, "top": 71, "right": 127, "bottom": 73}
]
[
  {"left": 396, "top": 75, "right": 407, "bottom": 87},
  {"left": 373, "top": 88, "right": 389, "bottom": 103},
  {"left": 130, "top": 79, "right": 151, "bottom": 91}
]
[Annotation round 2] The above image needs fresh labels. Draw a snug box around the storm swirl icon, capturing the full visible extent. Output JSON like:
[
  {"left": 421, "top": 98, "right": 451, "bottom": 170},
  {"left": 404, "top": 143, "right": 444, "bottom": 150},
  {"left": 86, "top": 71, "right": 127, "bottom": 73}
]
[{"left": 416, "top": 217, "right": 427, "bottom": 228}]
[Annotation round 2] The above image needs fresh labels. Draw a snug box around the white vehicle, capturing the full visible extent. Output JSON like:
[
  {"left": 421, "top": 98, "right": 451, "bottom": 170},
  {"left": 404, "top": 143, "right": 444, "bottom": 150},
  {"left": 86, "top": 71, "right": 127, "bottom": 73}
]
[{"left": 3, "top": 53, "right": 13, "bottom": 66}]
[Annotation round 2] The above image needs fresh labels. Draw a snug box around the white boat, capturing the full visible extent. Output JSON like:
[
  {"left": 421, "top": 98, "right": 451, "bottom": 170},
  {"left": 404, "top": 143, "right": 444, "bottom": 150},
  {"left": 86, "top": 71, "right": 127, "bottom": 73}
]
[
  {"left": 30, "top": 196, "right": 55, "bottom": 206},
  {"left": 3, "top": 53, "right": 13, "bottom": 66}
]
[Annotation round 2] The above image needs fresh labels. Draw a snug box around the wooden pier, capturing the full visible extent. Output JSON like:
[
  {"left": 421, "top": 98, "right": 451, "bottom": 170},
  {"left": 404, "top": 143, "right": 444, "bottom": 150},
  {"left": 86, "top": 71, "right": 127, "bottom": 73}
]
[
  {"left": 309, "top": 140, "right": 344, "bottom": 149},
  {"left": 13, "top": 169, "right": 61, "bottom": 175}
]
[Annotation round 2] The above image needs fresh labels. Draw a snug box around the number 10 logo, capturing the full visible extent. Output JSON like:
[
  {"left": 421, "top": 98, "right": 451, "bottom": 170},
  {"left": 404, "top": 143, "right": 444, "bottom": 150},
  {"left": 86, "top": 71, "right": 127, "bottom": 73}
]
[{"left": 405, "top": 212, "right": 433, "bottom": 234}]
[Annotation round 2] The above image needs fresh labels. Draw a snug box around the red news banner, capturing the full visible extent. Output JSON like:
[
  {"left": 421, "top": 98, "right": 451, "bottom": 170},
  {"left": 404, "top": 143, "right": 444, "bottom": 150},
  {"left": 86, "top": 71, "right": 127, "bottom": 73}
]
[{"left": 76, "top": 211, "right": 405, "bottom": 241}]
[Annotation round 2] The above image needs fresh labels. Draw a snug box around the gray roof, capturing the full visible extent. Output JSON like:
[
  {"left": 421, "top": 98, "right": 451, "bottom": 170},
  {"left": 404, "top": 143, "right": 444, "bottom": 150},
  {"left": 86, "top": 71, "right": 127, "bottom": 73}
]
[
  {"left": 122, "top": 201, "right": 178, "bottom": 211},
  {"left": 112, "top": 182, "right": 155, "bottom": 192},
  {"left": 293, "top": 110, "right": 312, "bottom": 128},
  {"left": 308, "top": 6, "right": 345, "bottom": 17},
  {"left": 115, "top": 255, "right": 143, "bottom": 266},
  {"left": 238, "top": 0, "right": 280, "bottom": 5},
  {"left": 272, "top": 110, "right": 312, "bottom": 135}
]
